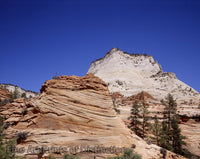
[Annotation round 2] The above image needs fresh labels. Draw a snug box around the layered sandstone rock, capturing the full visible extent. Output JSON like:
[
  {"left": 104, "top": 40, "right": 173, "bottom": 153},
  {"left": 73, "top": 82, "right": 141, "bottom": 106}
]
[
  {"left": 87, "top": 48, "right": 200, "bottom": 157},
  {"left": 1, "top": 73, "right": 184, "bottom": 159},
  {"left": 111, "top": 91, "right": 200, "bottom": 157}
]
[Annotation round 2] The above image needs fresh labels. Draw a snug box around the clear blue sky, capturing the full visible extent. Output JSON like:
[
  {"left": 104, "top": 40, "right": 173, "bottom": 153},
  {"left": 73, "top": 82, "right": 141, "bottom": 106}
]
[{"left": 0, "top": 0, "right": 200, "bottom": 93}]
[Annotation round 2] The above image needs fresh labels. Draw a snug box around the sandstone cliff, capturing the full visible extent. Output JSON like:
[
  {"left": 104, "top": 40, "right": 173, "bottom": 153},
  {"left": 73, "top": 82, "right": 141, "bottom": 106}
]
[
  {"left": 0, "top": 74, "right": 185, "bottom": 159},
  {"left": 88, "top": 48, "right": 200, "bottom": 157}
]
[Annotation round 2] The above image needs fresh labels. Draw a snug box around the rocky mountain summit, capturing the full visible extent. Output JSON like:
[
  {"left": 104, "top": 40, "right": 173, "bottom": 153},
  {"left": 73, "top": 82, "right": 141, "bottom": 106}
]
[{"left": 88, "top": 48, "right": 200, "bottom": 102}]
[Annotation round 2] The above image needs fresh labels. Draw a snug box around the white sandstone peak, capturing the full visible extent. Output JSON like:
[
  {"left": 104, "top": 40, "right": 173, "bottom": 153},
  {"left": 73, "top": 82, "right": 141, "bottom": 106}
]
[{"left": 88, "top": 48, "right": 200, "bottom": 102}]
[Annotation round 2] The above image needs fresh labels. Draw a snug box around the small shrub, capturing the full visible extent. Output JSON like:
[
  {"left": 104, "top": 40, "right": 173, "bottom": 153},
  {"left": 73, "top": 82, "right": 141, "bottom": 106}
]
[
  {"left": 22, "top": 108, "right": 28, "bottom": 116},
  {"left": 131, "top": 144, "right": 136, "bottom": 149},
  {"left": 107, "top": 148, "right": 142, "bottom": 159},
  {"left": 113, "top": 100, "right": 120, "bottom": 114},
  {"left": 73, "top": 100, "right": 78, "bottom": 103},
  {"left": 64, "top": 154, "right": 80, "bottom": 159},
  {"left": 17, "top": 132, "right": 28, "bottom": 144},
  {"left": 52, "top": 72, "right": 58, "bottom": 79},
  {"left": 21, "top": 93, "right": 27, "bottom": 98},
  {"left": 8, "top": 98, "right": 14, "bottom": 103},
  {"left": 160, "top": 148, "right": 167, "bottom": 159},
  {"left": 48, "top": 155, "right": 56, "bottom": 159},
  {"left": 114, "top": 108, "right": 120, "bottom": 114},
  {"left": 133, "top": 153, "right": 142, "bottom": 159},
  {"left": 146, "top": 140, "right": 152, "bottom": 145},
  {"left": 4, "top": 122, "right": 10, "bottom": 129},
  {"left": 39, "top": 146, "right": 45, "bottom": 154},
  {"left": 124, "top": 149, "right": 134, "bottom": 158},
  {"left": 0, "top": 99, "right": 9, "bottom": 106}
]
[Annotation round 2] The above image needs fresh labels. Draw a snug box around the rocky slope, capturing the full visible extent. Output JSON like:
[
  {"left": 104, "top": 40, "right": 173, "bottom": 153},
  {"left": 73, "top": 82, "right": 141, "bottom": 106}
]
[
  {"left": 0, "top": 74, "right": 185, "bottom": 159},
  {"left": 0, "top": 84, "right": 39, "bottom": 98},
  {"left": 0, "top": 87, "right": 11, "bottom": 100},
  {"left": 88, "top": 48, "right": 200, "bottom": 157},
  {"left": 88, "top": 48, "right": 200, "bottom": 102}
]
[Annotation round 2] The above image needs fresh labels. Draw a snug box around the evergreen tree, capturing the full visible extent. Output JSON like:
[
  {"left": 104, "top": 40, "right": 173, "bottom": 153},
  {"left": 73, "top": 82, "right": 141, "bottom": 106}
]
[
  {"left": 171, "top": 115, "right": 186, "bottom": 155},
  {"left": 21, "top": 93, "right": 26, "bottom": 98},
  {"left": 10, "top": 87, "right": 19, "bottom": 101},
  {"left": 160, "top": 94, "right": 187, "bottom": 157},
  {"left": 152, "top": 115, "right": 161, "bottom": 146},
  {"left": 129, "top": 101, "right": 142, "bottom": 137},
  {"left": 13, "top": 87, "right": 19, "bottom": 99},
  {"left": 141, "top": 102, "right": 150, "bottom": 139},
  {"left": 159, "top": 121, "right": 172, "bottom": 151},
  {"left": 163, "top": 94, "right": 177, "bottom": 129}
]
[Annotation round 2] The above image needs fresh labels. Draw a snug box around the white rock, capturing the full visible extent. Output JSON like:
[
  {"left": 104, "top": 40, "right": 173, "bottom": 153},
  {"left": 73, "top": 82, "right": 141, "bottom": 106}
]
[{"left": 88, "top": 48, "right": 200, "bottom": 102}]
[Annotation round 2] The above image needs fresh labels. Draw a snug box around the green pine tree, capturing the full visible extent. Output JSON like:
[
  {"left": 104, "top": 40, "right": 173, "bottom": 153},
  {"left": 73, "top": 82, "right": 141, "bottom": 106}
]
[
  {"left": 171, "top": 115, "right": 186, "bottom": 155},
  {"left": 13, "top": 88, "right": 19, "bottom": 99},
  {"left": 21, "top": 93, "right": 26, "bottom": 98},
  {"left": 141, "top": 102, "right": 150, "bottom": 139},
  {"left": 152, "top": 115, "right": 161, "bottom": 146},
  {"left": 163, "top": 94, "right": 177, "bottom": 130},
  {"left": 128, "top": 101, "right": 142, "bottom": 137},
  {"left": 159, "top": 121, "right": 172, "bottom": 151}
]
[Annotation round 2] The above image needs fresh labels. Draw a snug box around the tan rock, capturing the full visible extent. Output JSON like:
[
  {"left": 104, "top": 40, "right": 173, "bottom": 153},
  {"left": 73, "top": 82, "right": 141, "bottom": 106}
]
[
  {"left": 0, "top": 74, "right": 187, "bottom": 159},
  {"left": 0, "top": 87, "right": 10, "bottom": 100}
]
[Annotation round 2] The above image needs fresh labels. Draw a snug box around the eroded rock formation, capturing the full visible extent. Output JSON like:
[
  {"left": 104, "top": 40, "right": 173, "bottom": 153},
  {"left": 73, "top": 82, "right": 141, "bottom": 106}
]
[
  {"left": 0, "top": 73, "right": 184, "bottom": 159},
  {"left": 88, "top": 48, "right": 200, "bottom": 103}
]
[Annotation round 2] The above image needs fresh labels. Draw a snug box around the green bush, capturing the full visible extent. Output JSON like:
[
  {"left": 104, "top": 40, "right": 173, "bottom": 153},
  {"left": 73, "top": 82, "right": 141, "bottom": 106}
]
[
  {"left": 0, "top": 115, "right": 17, "bottom": 158},
  {"left": 16, "top": 132, "right": 28, "bottom": 144},
  {"left": 21, "top": 93, "right": 26, "bottom": 98},
  {"left": 22, "top": 109, "right": 28, "bottom": 116},
  {"left": 64, "top": 154, "right": 80, "bottom": 159},
  {"left": 107, "top": 148, "right": 142, "bottom": 159},
  {"left": 133, "top": 153, "right": 142, "bottom": 159},
  {"left": 48, "top": 155, "right": 56, "bottom": 159},
  {"left": 3, "top": 122, "right": 10, "bottom": 129}
]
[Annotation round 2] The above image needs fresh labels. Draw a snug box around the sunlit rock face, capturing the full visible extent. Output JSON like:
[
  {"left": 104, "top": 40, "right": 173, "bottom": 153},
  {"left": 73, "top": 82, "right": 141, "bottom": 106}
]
[
  {"left": 0, "top": 84, "right": 39, "bottom": 98},
  {"left": 0, "top": 73, "right": 164, "bottom": 159},
  {"left": 88, "top": 48, "right": 200, "bottom": 157},
  {"left": 88, "top": 48, "right": 200, "bottom": 102}
]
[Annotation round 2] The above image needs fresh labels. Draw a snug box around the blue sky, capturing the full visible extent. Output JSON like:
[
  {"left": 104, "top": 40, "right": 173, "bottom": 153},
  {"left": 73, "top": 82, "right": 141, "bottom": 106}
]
[{"left": 0, "top": 0, "right": 200, "bottom": 93}]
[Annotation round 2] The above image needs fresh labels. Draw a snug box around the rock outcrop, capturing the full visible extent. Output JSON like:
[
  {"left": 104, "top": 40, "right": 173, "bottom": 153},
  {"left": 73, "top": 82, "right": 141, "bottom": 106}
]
[
  {"left": 0, "top": 87, "right": 10, "bottom": 100},
  {"left": 0, "top": 73, "right": 184, "bottom": 159},
  {"left": 88, "top": 48, "right": 200, "bottom": 157},
  {"left": 0, "top": 84, "right": 39, "bottom": 98},
  {"left": 88, "top": 48, "right": 200, "bottom": 102}
]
